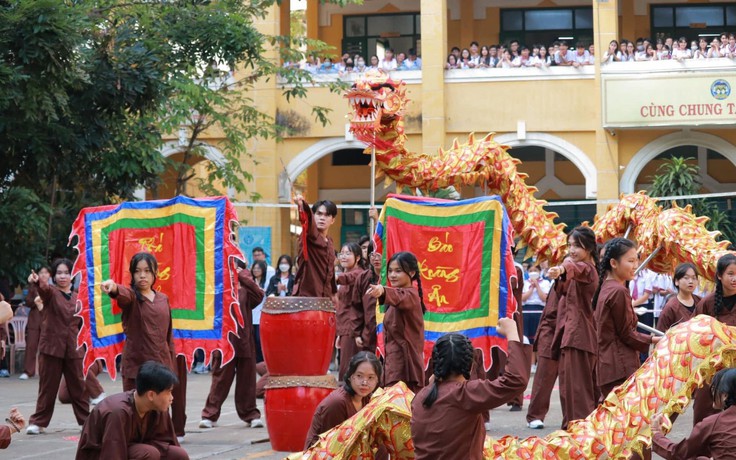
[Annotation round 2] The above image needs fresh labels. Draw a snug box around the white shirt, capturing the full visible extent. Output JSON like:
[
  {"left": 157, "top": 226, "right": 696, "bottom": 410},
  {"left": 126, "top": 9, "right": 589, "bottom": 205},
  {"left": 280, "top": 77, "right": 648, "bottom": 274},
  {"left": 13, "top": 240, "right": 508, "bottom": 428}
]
[
  {"left": 571, "top": 50, "right": 593, "bottom": 64},
  {"left": 523, "top": 278, "right": 551, "bottom": 306},
  {"left": 672, "top": 48, "right": 692, "bottom": 60},
  {"left": 652, "top": 274, "right": 674, "bottom": 317},
  {"left": 378, "top": 58, "right": 397, "bottom": 71},
  {"left": 512, "top": 55, "right": 534, "bottom": 67},
  {"left": 629, "top": 269, "right": 653, "bottom": 302}
]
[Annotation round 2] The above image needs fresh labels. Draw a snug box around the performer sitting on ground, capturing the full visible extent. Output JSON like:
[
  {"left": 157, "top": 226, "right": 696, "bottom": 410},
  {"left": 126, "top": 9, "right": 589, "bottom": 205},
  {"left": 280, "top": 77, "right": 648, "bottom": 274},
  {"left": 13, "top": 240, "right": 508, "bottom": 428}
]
[
  {"left": 76, "top": 361, "right": 188, "bottom": 460},
  {"left": 0, "top": 408, "right": 25, "bottom": 449},
  {"left": 304, "top": 351, "right": 382, "bottom": 450},
  {"left": 652, "top": 368, "right": 736, "bottom": 459},
  {"left": 410, "top": 318, "right": 531, "bottom": 460},
  {"left": 293, "top": 194, "right": 338, "bottom": 298},
  {"left": 366, "top": 251, "right": 426, "bottom": 393}
]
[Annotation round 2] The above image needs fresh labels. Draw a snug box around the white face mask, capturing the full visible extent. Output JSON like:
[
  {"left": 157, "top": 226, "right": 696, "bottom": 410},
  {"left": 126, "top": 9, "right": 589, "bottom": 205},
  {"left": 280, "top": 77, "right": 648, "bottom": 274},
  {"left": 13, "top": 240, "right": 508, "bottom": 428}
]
[
  {"left": 279, "top": 264, "right": 290, "bottom": 273},
  {"left": 528, "top": 271, "right": 540, "bottom": 280}
]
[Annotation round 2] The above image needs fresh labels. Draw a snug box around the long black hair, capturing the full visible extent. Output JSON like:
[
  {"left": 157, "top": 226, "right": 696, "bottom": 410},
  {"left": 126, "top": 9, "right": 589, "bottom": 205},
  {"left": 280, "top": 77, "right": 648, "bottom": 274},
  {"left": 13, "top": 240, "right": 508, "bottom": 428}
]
[
  {"left": 714, "top": 254, "right": 736, "bottom": 319},
  {"left": 569, "top": 226, "right": 599, "bottom": 268},
  {"left": 710, "top": 368, "right": 736, "bottom": 409},
  {"left": 342, "top": 242, "right": 368, "bottom": 271},
  {"left": 422, "top": 333, "right": 474, "bottom": 408},
  {"left": 342, "top": 351, "right": 382, "bottom": 396},
  {"left": 387, "top": 251, "right": 426, "bottom": 313},
  {"left": 51, "top": 258, "right": 73, "bottom": 282},
  {"left": 591, "top": 238, "right": 636, "bottom": 310},
  {"left": 128, "top": 252, "right": 158, "bottom": 301},
  {"left": 251, "top": 260, "right": 268, "bottom": 289},
  {"left": 276, "top": 254, "right": 293, "bottom": 275}
]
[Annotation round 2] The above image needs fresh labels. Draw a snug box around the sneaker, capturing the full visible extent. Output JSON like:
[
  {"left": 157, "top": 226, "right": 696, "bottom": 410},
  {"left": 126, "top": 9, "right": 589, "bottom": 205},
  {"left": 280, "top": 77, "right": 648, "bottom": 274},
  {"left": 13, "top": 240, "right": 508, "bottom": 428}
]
[
  {"left": 484, "top": 422, "right": 492, "bottom": 432},
  {"left": 19, "top": 373, "right": 29, "bottom": 380},
  {"left": 177, "top": 436, "right": 185, "bottom": 444},
  {"left": 531, "top": 364, "right": 537, "bottom": 374},
  {"left": 90, "top": 392, "right": 107, "bottom": 405},
  {"left": 193, "top": 364, "right": 209, "bottom": 375},
  {"left": 249, "top": 418, "right": 264, "bottom": 428},
  {"left": 198, "top": 419, "right": 215, "bottom": 429},
  {"left": 527, "top": 419, "right": 544, "bottom": 429},
  {"left": 26, "top": 424, "right": 44, "bottom": 435},
  {"left": 0, "top": 370, "right": 9, "bottom": 378},
  {"left": 509, "top": 404, "right": 522, "bottom": 412}
]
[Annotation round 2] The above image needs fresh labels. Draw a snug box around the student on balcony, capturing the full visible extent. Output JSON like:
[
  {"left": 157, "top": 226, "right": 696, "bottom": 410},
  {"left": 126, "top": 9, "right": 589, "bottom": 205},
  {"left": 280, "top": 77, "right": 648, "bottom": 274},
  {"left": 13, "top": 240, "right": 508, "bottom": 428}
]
[
  {"left": 571, "top": 42, "right": 594, "bottom": 67},
  {"left": 694, "top": 38, "right": 709, "bottom": 60},
  {"left": 378, "top": 49, "right": 398, "bottom": 72},
  {"left": 707, "top": 38, "right": 724, "bottom": 59},
  {"left": 512, "top": 47, "right": 534, "bottom": 68},
  {"left": 554, "top": 41, "right": 576, "bottom": 66},
  {"left": 603, "top": 40, "right": 621, "bottom": 64},
  {"left": 533, "top": 45, "right": 552, "bottom": 67},
  {"left": 672, "top": 37, "right": 693, "bottom": 61},
  {"left": 469, "top": 41, "right": 481, "bottom": 67},
  {"left": 723, "top": 34, "right": 736, "bottom": 58}
]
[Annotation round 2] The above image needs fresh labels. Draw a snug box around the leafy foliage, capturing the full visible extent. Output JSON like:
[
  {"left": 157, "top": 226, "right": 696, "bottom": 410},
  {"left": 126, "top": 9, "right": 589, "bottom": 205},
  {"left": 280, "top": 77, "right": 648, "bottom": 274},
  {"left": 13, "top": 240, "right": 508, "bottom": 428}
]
[
  {"left": 648, "top": 157, "right": 736, "bottom": 245},
  {"left": 0, "top": 0, "right": 357, "bottom": 283}
]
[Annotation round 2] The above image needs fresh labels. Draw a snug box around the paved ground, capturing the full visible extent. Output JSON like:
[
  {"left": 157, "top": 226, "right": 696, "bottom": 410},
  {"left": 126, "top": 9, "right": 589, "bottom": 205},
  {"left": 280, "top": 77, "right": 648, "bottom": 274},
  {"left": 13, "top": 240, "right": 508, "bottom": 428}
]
[{"left": 0, "top": 369, "right": 691, "bottom": 459}]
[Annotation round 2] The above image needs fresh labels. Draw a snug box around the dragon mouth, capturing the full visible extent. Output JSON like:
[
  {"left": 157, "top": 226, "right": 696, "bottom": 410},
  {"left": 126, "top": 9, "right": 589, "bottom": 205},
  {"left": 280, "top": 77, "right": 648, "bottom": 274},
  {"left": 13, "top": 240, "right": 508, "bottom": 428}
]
[{"left": 347, "top": 94, "right": 382, "bottom": 131}]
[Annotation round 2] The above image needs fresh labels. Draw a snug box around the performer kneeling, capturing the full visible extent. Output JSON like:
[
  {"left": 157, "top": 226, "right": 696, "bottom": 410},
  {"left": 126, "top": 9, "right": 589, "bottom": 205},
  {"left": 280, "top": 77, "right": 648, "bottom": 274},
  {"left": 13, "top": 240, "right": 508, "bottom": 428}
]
[
  {"left": 76, "top": 361, "right": 188, "bottom": 460},
  {"left": 652, "top": 368, "right": 736, "bottom": 459},
  {"left": 304, "top": 351, "right": 382, "bottom": 449},
  {"left": 410, "top": 318, "right": 530, "bottom": 460}
]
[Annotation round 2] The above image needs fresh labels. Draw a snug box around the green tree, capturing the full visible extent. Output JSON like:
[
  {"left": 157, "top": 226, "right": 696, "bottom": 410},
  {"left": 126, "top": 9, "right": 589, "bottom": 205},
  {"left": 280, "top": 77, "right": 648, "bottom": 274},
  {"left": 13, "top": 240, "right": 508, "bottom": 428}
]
[
  {"left": 648, "top": 156, "right": 736, "bottom": 244},
  {"left": 0, "top": 0, "right": 358, "bottom": 284}
]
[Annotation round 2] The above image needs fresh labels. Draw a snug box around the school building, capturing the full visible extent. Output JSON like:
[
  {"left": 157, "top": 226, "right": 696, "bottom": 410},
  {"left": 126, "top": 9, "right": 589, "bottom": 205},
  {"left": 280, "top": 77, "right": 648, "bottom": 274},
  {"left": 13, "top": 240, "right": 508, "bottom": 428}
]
[{"left": 157, "top": 0, "right": 736, "bottom": 262}]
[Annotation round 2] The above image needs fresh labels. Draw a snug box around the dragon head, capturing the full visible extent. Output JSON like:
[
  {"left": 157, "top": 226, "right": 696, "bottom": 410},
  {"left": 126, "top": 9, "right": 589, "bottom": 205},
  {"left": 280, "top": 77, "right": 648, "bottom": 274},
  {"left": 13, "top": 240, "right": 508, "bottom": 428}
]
[{"left": 345, "top": 69, "right": 407, "bottom": 138}]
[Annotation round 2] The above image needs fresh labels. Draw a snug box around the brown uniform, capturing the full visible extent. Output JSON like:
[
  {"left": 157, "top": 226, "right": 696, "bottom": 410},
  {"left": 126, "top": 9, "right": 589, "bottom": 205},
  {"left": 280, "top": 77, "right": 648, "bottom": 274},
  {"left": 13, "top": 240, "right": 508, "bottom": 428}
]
[
  {"left": 29, "top": 278, "right": 89, "bottom": 428},
  {"left": 24, "top": 285, "right": 43, "bottom": 376},
  {"left": 201, "top": 270, "right": 264, "bottom": 424},
  {"left": 111, "top": 285, "right": 176, "bottom": 387},
  {"left": 653, "top": 405, "right": 736, "bottom": 459},
  {"left": 595, "top": 280, "right": 652, "bottom": 397},
  {"left": 110, "top": 285, "right": 185, "bottom": 436},
  {"left": 692, "top": 293, "right": 736, "bottom": 425},
  {"left": 76, "top": 391, "right": 188, "bottom": 460},
  {"left": 336, "top": 269, "right": 377, "bottom": 379},
  {"left": 59, "top": 360, "right": 104, "bottom": 403},
  {"left": 551, "top": 259, "right": 598, "bottom": 429},
  {"left": 294, "top": 201, "right": 337, "bottom": 298},
  {"left": 0, "top": 425, "right": 11, "bottom": 449},
  {"left": 656, "top": 295, "right": 700, "bottom": 332},
  {"left": 304, "top": 386, "right": 360, "bottom": 449},
  {"left": 380, "top": 287, "right": 425, "bottom": 392},
  {"left": 411, "top": 341, "right": 531, "bottom": 460},
  {"left": 526, "top": 278, "right": 565, "bottom": 424}
]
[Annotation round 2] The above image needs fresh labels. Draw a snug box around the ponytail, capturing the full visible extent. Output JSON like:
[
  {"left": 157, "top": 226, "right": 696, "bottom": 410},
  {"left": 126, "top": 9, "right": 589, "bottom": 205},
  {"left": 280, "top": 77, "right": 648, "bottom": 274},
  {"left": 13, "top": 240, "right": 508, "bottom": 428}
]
[{"left": 592, "top": 238, "right": 636, "bottom": 310}]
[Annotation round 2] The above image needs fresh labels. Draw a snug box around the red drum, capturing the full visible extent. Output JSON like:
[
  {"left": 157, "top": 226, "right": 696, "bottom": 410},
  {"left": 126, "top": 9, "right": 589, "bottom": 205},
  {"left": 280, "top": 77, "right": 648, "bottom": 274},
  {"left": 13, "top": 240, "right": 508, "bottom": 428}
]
[
  {"left": 265, "top": 375, "right": 337, "bottom": 452},
  {"left": 260, "top": 297, "right": 336, "bottom": 376}
]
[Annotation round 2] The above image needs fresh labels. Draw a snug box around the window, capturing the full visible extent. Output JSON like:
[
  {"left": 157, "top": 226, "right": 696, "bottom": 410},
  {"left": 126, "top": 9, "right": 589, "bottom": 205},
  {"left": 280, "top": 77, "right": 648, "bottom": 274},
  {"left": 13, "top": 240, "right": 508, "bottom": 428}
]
[
  {"left": 342, "top": 13, "right": 420, "bottom": 62},
  {"left": 500, "top": 7, "right": 593, "bottom": 47},
  {"left": 651, "top": 4, "right": 736, "bottom": 41}
]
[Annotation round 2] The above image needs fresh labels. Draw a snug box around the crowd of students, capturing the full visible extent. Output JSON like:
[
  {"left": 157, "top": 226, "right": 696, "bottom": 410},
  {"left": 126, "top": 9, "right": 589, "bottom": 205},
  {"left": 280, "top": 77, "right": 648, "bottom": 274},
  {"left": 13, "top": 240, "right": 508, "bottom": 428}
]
[
  {"left": 2, "top": 196, "right": 736, "bottom": 459},
  {"left": 445, "top": 40, "right": 595, "bottom": 69},
  {"left": 604, "top": 33, "right": 736, "bottom": 63}
]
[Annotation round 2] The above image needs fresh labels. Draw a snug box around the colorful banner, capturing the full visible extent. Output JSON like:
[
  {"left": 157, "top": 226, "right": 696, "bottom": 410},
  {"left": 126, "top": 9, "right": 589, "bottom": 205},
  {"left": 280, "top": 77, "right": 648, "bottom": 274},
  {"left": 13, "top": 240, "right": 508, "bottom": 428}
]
[
  {"left": 70, "top": 196, "right": 244, "bottom": 379},
  {"left": 373, "top": 194, "right": 517, "bottom": 371}
]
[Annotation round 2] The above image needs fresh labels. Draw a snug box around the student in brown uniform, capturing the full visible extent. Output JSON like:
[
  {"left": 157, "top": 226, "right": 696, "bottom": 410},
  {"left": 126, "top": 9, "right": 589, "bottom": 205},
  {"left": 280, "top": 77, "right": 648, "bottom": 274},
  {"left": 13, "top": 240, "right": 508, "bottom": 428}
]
[
  {"left": 593, "top": 238, "right": 660, "bottom": 400},
  {"left": 76, "top": 361, "right": 188, "bottom": 460},
  {"left": 304, "top": 351, "right": 382, "bottom": 449},
  {"left": 366, "top": 251, "right": 426, "bottom": 392},
  {"left": 652, "top": 368, "right": 736, "bottom": 459},
  {"left": 293, "top": 194, "right": 337, "bottom": 298},
  {"left": 548, "top": 226, "right": 599, "bottom": 429},
  {"left": 100, "top": 252, "right": 183, "bottom": 438},
  {"left": 26, "top": 259, "right": 90, "bottom": 434},
  {"left": 59, "top": 360, "right": 106, "bottom": 405},
  {"left": 1, "top": 408, "right": 25, "bottom": 449},
  {"left": 410, "top": 318, "right": 530, "bottom": 460},
  {"left": 691, "top": 253, "right": 736, "bottom": 426},
  {"left": 526, "top": 273, "right": 567, "bottom": 429},
  {"left": 335, "top": 242, "right": 372, "bottom": 379},
  {"left": 20, "top": 266, "right": 50, "bottom": 380},
  {"left": 199, "top": 261, "right": 264, "bottom": 429},
  {"left": 657, "top": 263, "right": 701, "bottom": 332}
]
